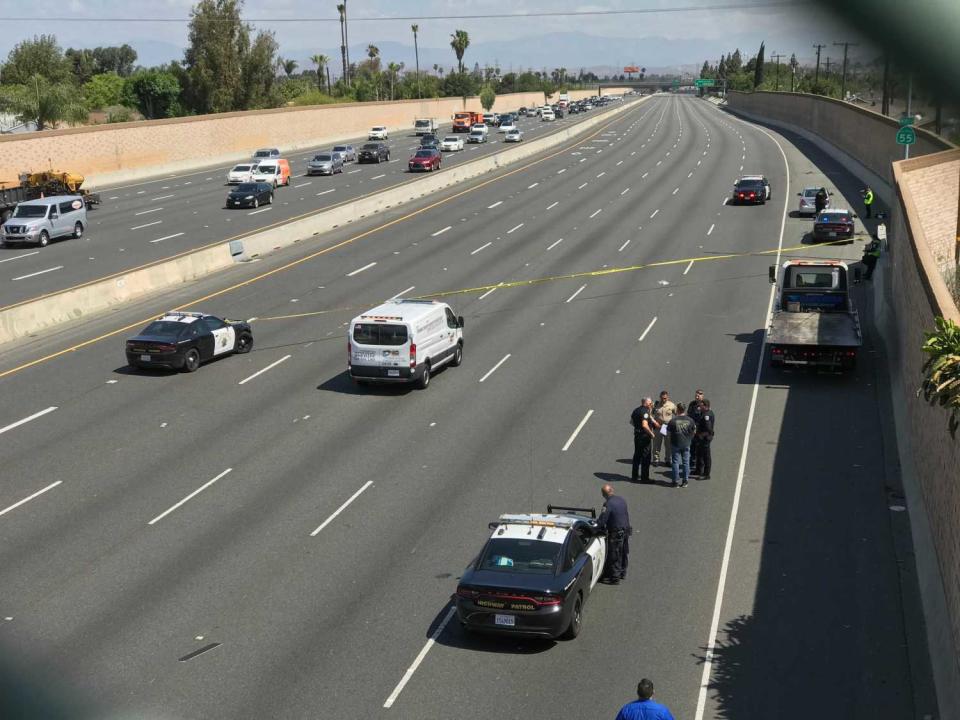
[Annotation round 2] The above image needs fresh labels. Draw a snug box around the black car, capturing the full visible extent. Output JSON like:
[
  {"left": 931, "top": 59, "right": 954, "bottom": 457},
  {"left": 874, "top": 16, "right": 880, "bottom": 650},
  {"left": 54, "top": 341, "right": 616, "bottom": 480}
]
[
  {"left": 225, "top": 182, "right": 274, "bottom": 209},
  {"left": 568, "top": 104, "right": 581, "bottom": 114},
  {"left": 125, "top": 312, "right": 253, "bottom": 373},
  {"left": 732, "top": 175, "right": 771, "bottom": 204},
  {"left": 419, "top": 134, "right": 440, "bottom": 149},
  {"left": 813, "top": 209, "right": 857, "bottom": 241},
  {"left": 358, "top": 142, "right": 390, "bottom": 163},
  {"left": 455, "top": 506, "right": 606, "bottom": 640}
]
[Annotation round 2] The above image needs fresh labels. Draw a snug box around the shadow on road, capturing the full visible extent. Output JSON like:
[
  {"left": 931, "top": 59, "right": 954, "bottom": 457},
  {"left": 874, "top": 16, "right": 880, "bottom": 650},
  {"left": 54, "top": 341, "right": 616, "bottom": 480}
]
[{"left": 430, "top": 603, "right": 556, "bottom": 655}]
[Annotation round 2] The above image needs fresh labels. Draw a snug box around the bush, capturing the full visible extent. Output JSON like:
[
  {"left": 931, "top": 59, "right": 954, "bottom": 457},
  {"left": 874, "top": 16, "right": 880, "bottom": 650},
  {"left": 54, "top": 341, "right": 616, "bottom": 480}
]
[
  {"left": 920, "top": 315, "right": 960, "bottom": 437},
  {"left": 291, "top": 91, "right": 339, "bottom": 107}
]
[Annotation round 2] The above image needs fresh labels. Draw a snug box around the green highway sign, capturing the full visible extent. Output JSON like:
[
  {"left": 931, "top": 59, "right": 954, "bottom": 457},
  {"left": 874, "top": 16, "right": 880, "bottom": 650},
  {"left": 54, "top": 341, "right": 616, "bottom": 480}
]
[
  {"left": 672, "top": 78, "right": 680, "bottom": 86},
  {"left": 896, "top": 126, "right": 916, "bottom": 145},
  {"left": 695, "top": 78, "right": 716, "bottom": 87},
  {"left": 898, "top": 115, "right": 914, "bottom": 127}
]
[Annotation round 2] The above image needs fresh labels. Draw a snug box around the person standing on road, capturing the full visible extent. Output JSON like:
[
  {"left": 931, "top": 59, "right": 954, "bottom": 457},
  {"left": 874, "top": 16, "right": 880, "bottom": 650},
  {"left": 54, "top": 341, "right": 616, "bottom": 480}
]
[
  {"left": 614, "top": 678, "right": 676, "bottom": 720},
  {"left": 861, "top": 236, "right": 881, "bottom": 280},
  {"left": 687, "top": 390, "right": 706, "bottom": 471},
  {"left": 598, "top": 484, "right": 631, "bottom": 583},
  {"left": 815, "top": 187, "right": 829, "bottom": 214},
  {"left": 862, "top": 185, "right": 875, "bottom": 218},
  {"left": 653, "top": 391, "right": 676, "bottom": 466},
  {"left": 630, "top": 397, "right": 658, "bottom": 483},
  {"left": 667, "top": 403, "right": 697, "bottom": 488},
  {"left": 694, "top": 399, "right": 716, "bottom": 479}
]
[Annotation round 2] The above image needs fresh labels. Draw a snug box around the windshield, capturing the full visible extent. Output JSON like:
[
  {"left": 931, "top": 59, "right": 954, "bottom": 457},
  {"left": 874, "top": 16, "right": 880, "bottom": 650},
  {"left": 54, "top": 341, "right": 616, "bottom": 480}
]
[
  {"left": 333, "top": 146, "right": 347, "bottom": 152},
  {"left": 737, "top": 180, "right": 763, "bottom": 189},
  {"left": 371, "top": 127, "right": 384, "bottom": 131},
  {"left": 803, "top": 188, "right": 819, "bottom": 197},
  {"left": 443, "top": 137, "right": 458, "bottom": 142},
  {"left": 232, "top": 165, "right": 251, "bottom": 172},
  {"left": 353, "top": 323, "right": 408, "bottom": 346},
  {"left": 414, "top": 150, "right": 434, "bottom": 158},
  {"left": 12, "top": 205, "right": 48, "bottom": 218},
  {"left": 254, "top": 150, "right": 273, "bottom": 158},
  {"left": 235, "top": 183, "right": 258, "bottom": 192},
  {"left": 257, "top": 165, "right": 277, "bottom": 174},
  {"left": 819, "top": 212, "right": 850, "bottom": 221},
  {"left": 477, "top": 538, "right": 561, "bottom": 574},
  {"left": 415, "top": 120, "right": 430, "bottom": 127},
  {"left": 362, "top": 143, "right": 379, "bottom": 150},
  {"left": 140, "top": 321, "right": 185, "bottom": 337},
  {"left": 313, "top": 155, "right": 332, "bottom": 162}
]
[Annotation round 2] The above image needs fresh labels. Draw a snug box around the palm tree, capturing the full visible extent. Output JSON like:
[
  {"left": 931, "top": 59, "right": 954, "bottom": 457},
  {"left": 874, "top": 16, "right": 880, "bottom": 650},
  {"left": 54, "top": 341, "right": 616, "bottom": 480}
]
[
  {"left": 387, "top": 62, "right": 401, "bottom": 100},
  {"left": 279, "top": 58, "right": 298, "bottom": 78},
  {"left": 311, "top": 54, "right": 330, "bottom": 92},
  {"left": 366, "top": 45, "right": 380, "bottom": 99},
  {"left": 411, "top": 24, "right": 421, "bottom": 99},
  {"left": 450, "top": 29, "right": 469, "bottom": 75},
  {"left": 337, "top": 4, "right": 349, "bottom": 88},
  {"left": 0, "top": 75, "right": 87, "bottom": 131}
]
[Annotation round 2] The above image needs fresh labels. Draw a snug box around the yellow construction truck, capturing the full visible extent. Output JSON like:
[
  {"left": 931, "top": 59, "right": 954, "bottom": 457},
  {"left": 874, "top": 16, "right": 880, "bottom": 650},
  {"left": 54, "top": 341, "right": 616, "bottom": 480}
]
[{"left": 0, "top": 171, "right": 101, "bottom": 222}]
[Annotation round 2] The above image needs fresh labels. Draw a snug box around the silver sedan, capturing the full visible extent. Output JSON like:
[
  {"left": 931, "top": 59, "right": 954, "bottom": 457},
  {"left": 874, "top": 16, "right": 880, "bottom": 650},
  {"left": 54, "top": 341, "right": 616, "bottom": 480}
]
[
  {"left": 331, "top": 144, "right": 356, "bottom": 163},
  {"left": 307, "top": 153, "right": 344, "bottom": 176}
]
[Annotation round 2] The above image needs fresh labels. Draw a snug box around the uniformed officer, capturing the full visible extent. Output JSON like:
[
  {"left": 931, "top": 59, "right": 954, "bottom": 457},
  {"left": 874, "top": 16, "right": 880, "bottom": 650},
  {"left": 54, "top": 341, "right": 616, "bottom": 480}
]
[
  {"left": 694, "top": 399, "right": 716, "bottom": 479},
  {"left": 862, "top": 186, "right": 875, "bottom": 218},
  {"left": 630, "top": 397, "right": 658, "bottom": 483},
  {"left": 598, "top": 484, "right": 631, "bottom": 584},
  {"left": 815, "top": 187, "right": 829, "bottom": 214},
  {"left": 687, "top": 390, "right": 705, "bottom": 470},
  {"left": 862, "top": 237, "right": 881, "bottom": 280}
]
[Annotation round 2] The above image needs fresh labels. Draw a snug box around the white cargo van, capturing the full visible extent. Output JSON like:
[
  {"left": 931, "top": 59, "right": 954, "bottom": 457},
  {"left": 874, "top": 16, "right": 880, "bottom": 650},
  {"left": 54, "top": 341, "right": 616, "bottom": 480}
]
[{"left": 348, "top": 299, "right": 464, "bottom": 389}]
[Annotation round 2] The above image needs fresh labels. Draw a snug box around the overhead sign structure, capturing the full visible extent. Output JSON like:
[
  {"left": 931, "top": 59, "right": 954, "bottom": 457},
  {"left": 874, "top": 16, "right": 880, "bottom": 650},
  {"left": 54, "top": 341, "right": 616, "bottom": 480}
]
[
  {"left": 672, "top": 78, "right": 680, "bottom": 86},
  {"left": 896, "top": 126, "right": 917, "bottom": 145},
  {"left": 695, "top": 78, "right": 716, "bottom": 87},
  {"left": 898, "top": 115, "right": 914, "bottom": 127}
]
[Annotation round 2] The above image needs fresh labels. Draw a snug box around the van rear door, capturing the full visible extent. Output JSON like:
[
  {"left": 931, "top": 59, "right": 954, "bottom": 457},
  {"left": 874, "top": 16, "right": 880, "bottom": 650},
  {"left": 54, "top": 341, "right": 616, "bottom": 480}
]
[{"left": 351, "top": 321, "right": 410, "bottom": 377}]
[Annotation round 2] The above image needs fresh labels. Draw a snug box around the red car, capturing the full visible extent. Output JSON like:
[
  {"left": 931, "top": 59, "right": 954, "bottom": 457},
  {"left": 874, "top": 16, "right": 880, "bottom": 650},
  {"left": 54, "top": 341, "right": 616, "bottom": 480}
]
[{"left": 409, "top": 148, "right": 442, "bottom": 172}]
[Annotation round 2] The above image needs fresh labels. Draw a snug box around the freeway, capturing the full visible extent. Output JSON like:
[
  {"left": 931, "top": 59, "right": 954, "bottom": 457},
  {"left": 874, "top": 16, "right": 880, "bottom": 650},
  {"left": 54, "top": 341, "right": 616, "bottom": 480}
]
[
  {"left": 0, "top": 100, "right": 630, "bottom": 310},
  {"left": 0, "top": 95, "right": 928, "bottom": 720}
]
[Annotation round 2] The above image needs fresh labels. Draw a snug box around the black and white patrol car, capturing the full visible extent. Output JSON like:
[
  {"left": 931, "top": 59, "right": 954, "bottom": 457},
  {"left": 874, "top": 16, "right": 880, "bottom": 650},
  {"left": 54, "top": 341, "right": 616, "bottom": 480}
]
[
  {"left": 455, "top": 506, "right": 606, "bottom": 640},
  {"left": 125, "top": 311, "right": 253, "bottom": 372},
  {"left": 732, "top": 174, "right": 772, "bottom": 204}
]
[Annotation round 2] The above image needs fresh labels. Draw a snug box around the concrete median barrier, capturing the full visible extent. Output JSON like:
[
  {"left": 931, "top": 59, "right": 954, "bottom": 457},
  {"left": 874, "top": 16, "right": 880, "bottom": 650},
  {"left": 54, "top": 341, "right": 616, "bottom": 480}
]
[{"left": 0, "top": 97, "right": 644, "bottom": 347}]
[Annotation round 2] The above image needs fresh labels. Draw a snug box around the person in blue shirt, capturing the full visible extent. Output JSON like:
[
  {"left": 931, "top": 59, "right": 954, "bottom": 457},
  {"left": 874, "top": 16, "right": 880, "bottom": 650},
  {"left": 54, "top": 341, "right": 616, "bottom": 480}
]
[{"left": 615, "top": 678, "right": 675, "bottom": 720}]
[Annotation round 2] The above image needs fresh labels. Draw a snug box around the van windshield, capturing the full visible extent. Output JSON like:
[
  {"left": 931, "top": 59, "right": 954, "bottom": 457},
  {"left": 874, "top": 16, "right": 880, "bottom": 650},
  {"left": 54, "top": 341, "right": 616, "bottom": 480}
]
[
  {"left": 353, "top": 323, "right": 408, "bottom": 346},
  {"left": 13, "top": 205, "right": 48, "bottom": 218}
]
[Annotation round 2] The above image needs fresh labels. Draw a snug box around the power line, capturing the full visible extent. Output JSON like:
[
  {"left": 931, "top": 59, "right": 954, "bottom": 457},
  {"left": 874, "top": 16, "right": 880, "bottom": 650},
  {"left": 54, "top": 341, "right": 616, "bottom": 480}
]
[{"left": 0, "top": 2, "right": 800, "bottom": 24}]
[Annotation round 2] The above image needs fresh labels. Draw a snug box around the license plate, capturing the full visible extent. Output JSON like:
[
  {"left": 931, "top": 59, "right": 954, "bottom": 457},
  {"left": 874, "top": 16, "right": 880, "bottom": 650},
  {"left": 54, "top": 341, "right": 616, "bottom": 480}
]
[
  {"left": 828, "top": 231, "right": 837, "bottom": 237},
  {"left": 494, "top": 614, "right": 515, "bottom": 627},
  {"left": 784, "top": 359, "right": 808, "bottom": 365},
  {"left": 140, "top": 354, "right": 151, "bottom": 361},
  {"left": 387, "top": 369, "right": 400, "bottom": 377}
]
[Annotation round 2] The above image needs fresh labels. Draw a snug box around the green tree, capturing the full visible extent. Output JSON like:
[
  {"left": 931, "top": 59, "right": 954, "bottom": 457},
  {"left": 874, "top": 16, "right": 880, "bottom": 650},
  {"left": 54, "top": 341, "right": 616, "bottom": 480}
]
[
  {"left": 311, "top": 54, "right": 330, "bottom": 91},
  {"left": 728, "top": 48, "right": 743, "bottom": 74},
  {"left": 279, "top": 57, "right": 298, "bottom": 78},
  {"left": 0, "top": 75, "right": 87, "bottom": 129},
  {"left": 92, "top": 45, "right": 138, "bottom": 76},
  {"left": 123, "top": 70, "right": 181, "bottom": 119},
  {"left": 450, "top": 30, "right": 469, "bottom": 75},
  {"left": 82, "top": 72, "right": 126, "bottom": 109},
  {"left": 479, "top": 84, "right": 496, "bottom": 111},
  {"left": 240, "top": 30, "right": 280, "bottom": 108},
  {"left": 541, "top": 79, "right": 557, "bottom": 104},
  {"left": 65, "top": 48, "right": 98, "bottom": 85},
  {"left": 386, "top": 62, "right": 402, "bottom": 100},
  {"left": 3, "top": 35, "right": 71, "bottom": 84},
  {"left": 442, "top": 71, "right": 477, "bottom": 99},
  {"left": 754, "top": 42, "right": 765, "bottom": 88}
]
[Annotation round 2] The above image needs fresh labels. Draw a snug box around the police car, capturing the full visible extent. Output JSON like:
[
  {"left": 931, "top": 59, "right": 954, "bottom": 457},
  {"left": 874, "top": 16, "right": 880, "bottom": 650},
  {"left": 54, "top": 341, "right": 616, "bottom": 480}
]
[
  {"left": 125, "top": 312, "right": 253, "bottom": 372},
  {"left": 455, "top": 506, "right": 606, "bottom": 640},
  {"left": 732, "top": 174, "right": 772, "bottom": 204}
]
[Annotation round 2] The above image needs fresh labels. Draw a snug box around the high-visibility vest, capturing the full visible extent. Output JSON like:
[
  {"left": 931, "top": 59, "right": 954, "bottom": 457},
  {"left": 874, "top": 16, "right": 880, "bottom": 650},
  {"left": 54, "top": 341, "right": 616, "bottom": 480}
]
[
  {"left": 864, "top": 189, "right": 874, "bottom": 205},
  {"left": 865, "top": 240, "right": 881, "bottom": 257}
]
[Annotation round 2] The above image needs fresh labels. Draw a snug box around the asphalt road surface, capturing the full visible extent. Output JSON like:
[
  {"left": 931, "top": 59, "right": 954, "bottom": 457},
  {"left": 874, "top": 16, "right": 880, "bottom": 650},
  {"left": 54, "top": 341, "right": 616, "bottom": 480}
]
[
  {"left": 0, "top": 95, "right": 931, "bottom": 720},
  {"left": 0, "top": 101, "right": 629, "bottom": 310}
]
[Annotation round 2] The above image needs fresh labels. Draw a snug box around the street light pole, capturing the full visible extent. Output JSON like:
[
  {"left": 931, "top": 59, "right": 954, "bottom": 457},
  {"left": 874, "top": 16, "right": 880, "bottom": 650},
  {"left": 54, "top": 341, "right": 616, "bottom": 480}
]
[
  {"left": 833, "top": 41, "right": 859, "bottom": 101},
  {"left": 770, "top": 53, "right": 785, "bottom": 91}
]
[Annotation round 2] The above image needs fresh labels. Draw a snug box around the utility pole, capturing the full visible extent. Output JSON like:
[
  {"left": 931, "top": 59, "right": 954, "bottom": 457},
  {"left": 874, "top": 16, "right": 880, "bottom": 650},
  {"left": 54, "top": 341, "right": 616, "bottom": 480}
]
[
  {"left": 823, "top": 57, "right": 833, "bottom": 77},
  {"left": 905, "top": 73, "right": 913, "bottom": 160},
  {"left": 881, "top": 53, "right": 891, "bottom": 116},
  {"left": 770, "top": 52, "right": 785, "bottom": 91},
  {"left": 833, "top": 41, "right": 859, "bottom": 101},
  {"left": 343, "top": 0, "right": 351, "bottom": 87},
  {"left": 812, "top": 43, "right": 826, "bottom": 83}
]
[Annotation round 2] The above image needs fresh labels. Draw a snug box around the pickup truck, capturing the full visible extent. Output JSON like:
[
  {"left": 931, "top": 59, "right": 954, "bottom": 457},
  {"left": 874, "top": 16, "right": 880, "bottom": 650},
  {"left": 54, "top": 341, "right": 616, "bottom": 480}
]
[
  {"left": 414, "top": 118, "right": 439, "bottom": 136},
  {"left": 767, "top": 259, "right": 862, "bottom": 370}
]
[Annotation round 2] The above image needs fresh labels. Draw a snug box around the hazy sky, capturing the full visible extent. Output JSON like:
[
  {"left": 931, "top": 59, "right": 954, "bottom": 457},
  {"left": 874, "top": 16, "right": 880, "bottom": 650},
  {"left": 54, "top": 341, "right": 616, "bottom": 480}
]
[{"left": 0, "top": 0, "right": 867, "bottom": 69}]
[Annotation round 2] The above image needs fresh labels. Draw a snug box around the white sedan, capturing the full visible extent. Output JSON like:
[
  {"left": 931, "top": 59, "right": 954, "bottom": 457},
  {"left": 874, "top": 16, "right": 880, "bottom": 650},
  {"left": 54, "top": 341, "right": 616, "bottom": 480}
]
[
  {"left": 498, "top": 119, "right": 517, "bottom": 133},
  {"left": 226, "top": 163, "right": 255, "bottom": 184},
  {"left": 441, "top": 135, "right": 465, "bottom": 152},
  {"left": 504, "top": 128, "right": 523, "bottom": 143}
]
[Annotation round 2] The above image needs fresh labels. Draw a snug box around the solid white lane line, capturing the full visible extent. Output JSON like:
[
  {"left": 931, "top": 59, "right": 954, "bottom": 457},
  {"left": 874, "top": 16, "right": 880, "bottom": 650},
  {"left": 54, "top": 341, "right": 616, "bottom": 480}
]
[
  {"left": 589, "top": 209, "right": 602, "bottom": 219},
  {"left": 130, "top": 220, "right": 162, "bottom": 230},
  {"left": 557, "top": 168, "right": 566, "bottom": 174},
  {"left": 506, "top": 223, "right": 524, "bottom": 234},
  {"left": 684, "top": 260, "right": 695, "bottom": 275},
  {"left": 546, "top": 201, "right": 559, "bottom": 210},
  {"left": 248, "top": 206, "right": 272, "bottom": 215},
  {"left": 347, "top": 261, "right": 377, "bottom": 277},
  {"left": 371, "top": 174, "right": 386, "bottom": 180},
  {"left": 621, "top": 188, "right": 630, "bottom": 196},
  {"left": 293, "top": 181, "right": 312, "bottom": 188},
  {"left": 383, "top": 606, "right": 456, "bottom": 708},
  {"left": 528, "top": 182, "right": 539, "bottom": 189},
  {"left": 578, "top": 182, "right": 588, "bottom": 190},
  {"left": 547, "top": 238, "right": 563, "bottom": 250},
  {"left": 479, "top": 353, "right": 511, "bottom": 383},
  {"left": 134, "top": 207, "right": 163, "bottom": 216},
  {"left": 566, "top": 284, "right": 587, "bottom": 303},
  {"left": 707, "top": 223, "right": 715, "bottom": 236},
  {"left": 151, "top": 194, "right": 175, "bottom": 201},
  {"left": 650, "top": 209, "right": 659, "bottom": 219},
  {"left": 150, "top": 232, "right": 185, "bottom": 244},
  {"left": 390, "top": 286, "right": 416, "bottom": 300},
  {"left": 12, "top": 266, "right": 63, "bottom": 281},
  {"left": 478, "top": 287, "right": 497, "bottom": 300},
  {"left": 431, "top": 226, "right": 452, "bottom": 237},
  {"left": 471, "top": 242, "right": 492, "bottom": 255},
  {"left": 618, "top": 239, "right": 631, "bottom": 252},
  {"left": 561, "top": 409, "right": 594, "bottom": 452},
  {"left": 0, "top": 481, "right": 62, "bottom": 518},
  {"left": 148, "top": 468, "right": 232, "bottom": 525},
  {"left": 0, "top": 251, "right": 39, "bottom": 264},
  {"left": 317, "top": 188, "right": 336, "bottom": 196},
  {"left": 310, "top": 480, "right": 374, "bottom": 536},
  {"left": 0, "top": 406, "right": 58, "bottom": 436},
  {"left": 487, "top": 201, "right": 503, "bottom": 209},
  {"left": 238, "top": 354, "right": 291, "bottom": 385},
  {"left": 638, "top": 316, "right": 658, "bottom": 342}
]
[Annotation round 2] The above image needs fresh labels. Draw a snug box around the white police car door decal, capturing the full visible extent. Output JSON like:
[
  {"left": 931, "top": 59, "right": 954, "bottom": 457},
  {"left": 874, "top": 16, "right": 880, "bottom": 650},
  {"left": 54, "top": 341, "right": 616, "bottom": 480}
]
[
  {"left": 211, "top": 326, "right": 236, "bottom": 356},
  {"left": 585, "top": 537, "right": 605, "bottom": 590}
]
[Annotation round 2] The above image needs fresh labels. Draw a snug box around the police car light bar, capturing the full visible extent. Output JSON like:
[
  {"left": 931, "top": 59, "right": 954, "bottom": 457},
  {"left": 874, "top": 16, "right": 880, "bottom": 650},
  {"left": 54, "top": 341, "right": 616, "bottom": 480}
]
[{"left": 546, "top": 504, "right": 597, "bottom": 519}]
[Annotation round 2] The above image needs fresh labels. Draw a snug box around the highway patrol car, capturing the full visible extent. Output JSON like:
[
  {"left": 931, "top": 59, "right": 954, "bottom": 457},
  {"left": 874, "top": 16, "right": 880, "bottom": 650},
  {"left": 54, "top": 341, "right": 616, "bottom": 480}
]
[
  {"left": 125, "top": 311, "right": 253, "bottom": 372},
  {"left": 455, "top": 506, "right": 606, "bottom": 639}
]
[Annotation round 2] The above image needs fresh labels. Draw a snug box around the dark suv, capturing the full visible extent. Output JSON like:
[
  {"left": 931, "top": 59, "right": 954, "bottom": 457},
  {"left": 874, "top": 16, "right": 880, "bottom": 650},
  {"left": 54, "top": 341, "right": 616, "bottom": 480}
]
[{"left": 358, "top": 142, "right": 390, "bottom": 163}]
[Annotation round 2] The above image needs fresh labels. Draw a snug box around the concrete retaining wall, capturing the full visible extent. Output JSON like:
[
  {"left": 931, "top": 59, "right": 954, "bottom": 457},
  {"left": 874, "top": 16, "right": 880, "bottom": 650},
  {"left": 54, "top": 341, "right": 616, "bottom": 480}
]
[
  {"left": 0, "top": 89, "right": 616, "bottom": 189},
  {"left": 0, "top": 97, "right": 642, "bottom": 346}
]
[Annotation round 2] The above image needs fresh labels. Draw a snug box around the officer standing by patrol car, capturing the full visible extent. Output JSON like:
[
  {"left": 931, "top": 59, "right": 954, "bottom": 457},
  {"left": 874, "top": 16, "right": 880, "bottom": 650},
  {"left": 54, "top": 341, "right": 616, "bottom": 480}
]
[
  {"left": 598, "top": 485, "right": 631, "bottom": 583},
  {"left": 630, "top": 397, "right": 658, "bottom": 483}
]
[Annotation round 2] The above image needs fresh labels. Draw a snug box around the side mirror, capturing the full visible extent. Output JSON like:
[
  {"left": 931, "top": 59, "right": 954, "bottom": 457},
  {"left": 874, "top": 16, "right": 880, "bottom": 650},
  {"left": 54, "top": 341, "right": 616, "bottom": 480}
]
[
  {"left": 768, "top": 265, "right": 777, "bottom": 284},
  {"left": 796, "top": 192, "right": 802, "bottom": 196},
  {"left": 852, "top": 213, "right": 858, "bottom": 219},
  {"left": 458, "top": 316, "right": 465, "bottom": 328}
]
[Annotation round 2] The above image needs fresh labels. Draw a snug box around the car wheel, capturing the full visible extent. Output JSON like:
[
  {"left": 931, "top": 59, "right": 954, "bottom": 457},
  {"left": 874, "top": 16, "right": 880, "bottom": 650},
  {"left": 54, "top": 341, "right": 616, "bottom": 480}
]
[
  {"left": 73, "top": 221, "right": 84, "bottom": 239},
  {"left": 253, "top": 198, "right": 259, "bottom": 208},
  {"left": 451, "top": 343, "right": 463, "bottom": 367},
  {"left": 376, "top": 156, "right": 381, "bottom": 164},
  {"left": 236, "top": 332, "right": 253, "bottom": 354},
  {"left": 417, "top": 362, "right": 431, "bottom": 389},
  {"left": 38, "top": 230, "right": 49, "bottom": 247},
  {"left": 269, "top": 193, "right": 274, "bottom": 205},
  {"left": 563, "top": 593, "right": 583, "bottom": 639},
  {"left": 272, "top": 180, "right": 278, "bottom": 189},
  {"left": 182, "top": 349, "right": 201, "bottom": 373}
]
